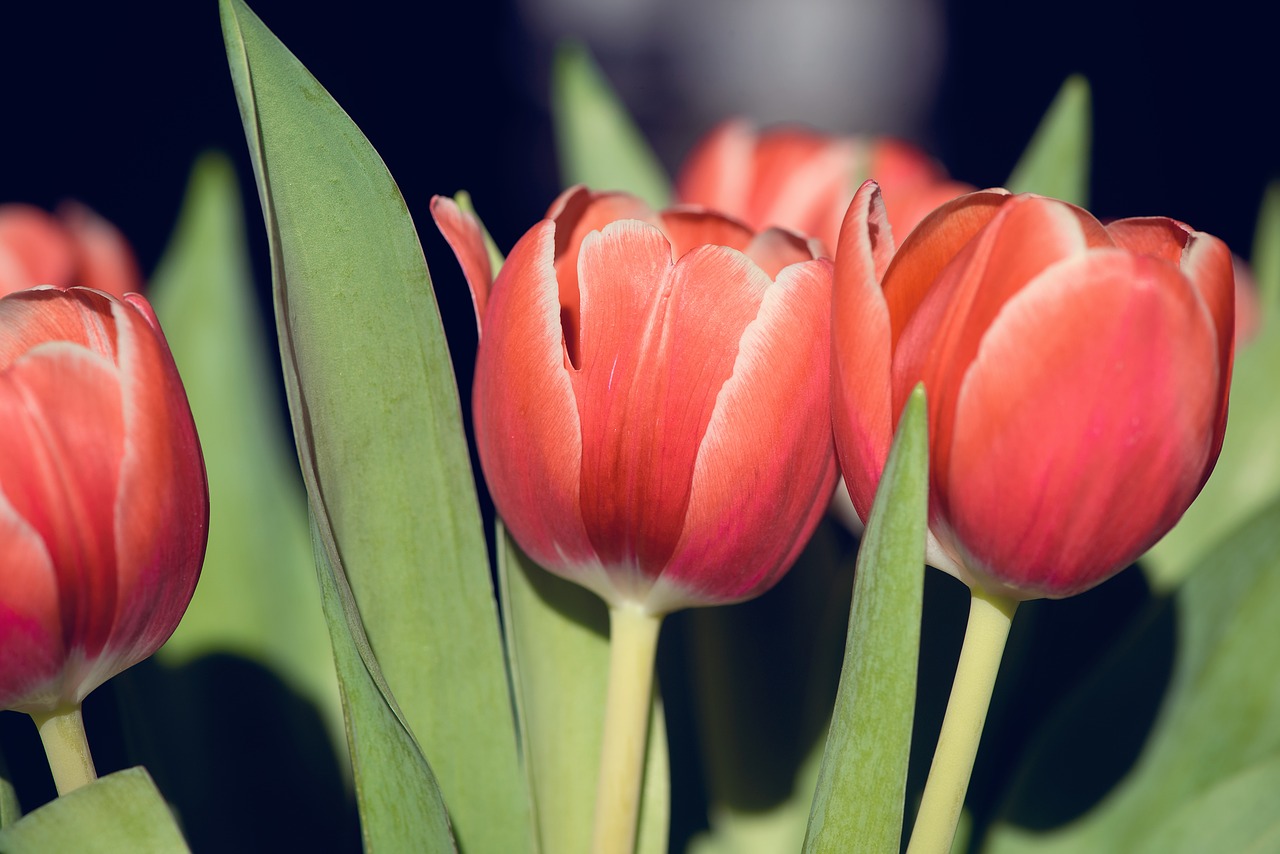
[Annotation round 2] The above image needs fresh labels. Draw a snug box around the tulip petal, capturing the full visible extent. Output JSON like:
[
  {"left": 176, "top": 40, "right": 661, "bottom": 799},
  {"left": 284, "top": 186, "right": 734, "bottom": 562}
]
[
  {"left": 548, "top": 187, "right": 660, "bottom": 365},
  {"left": 907, "top": 196, "right": 1101, "bottom": 483},
  {"left": 1108, "top": 219, "right": 1235, "bottom": 466},
  {"left": 831, "top": 181, "right": 896, "bottom": 521},
  {"left": 659, "top": 209, "right": 756, "bottom": 259},
  {"left": 942, "top": 250, "right": 1220, "bottom": 598},
  {"left": 673, "top": 120, "right": 755, "bottom": 218},
  {"left": 0, "top": 343, "right": 125, "bottom": 665},
  {"left": 653, "top": 257, "right": 836, "bottom": 612},
  {"left": 0, "top": 286, "right": 118, "bottom": 369},
  {"left": 473, "top": 221, "right": 596, "bottom": 587},
  {"left": 573, "top": 222, "right": 766, "bottom": 602},
  {"left": 104, "top": 297, "right": 206, "bottom": 673},
  {"left": 0, "top": 496, "right": 62, "bottom": 711},
  {"left": 430, "top": 195, "right": 494, "bottom": 332},
  {"left": 0, "top": 205, "right": 76, "bottom": 292}
]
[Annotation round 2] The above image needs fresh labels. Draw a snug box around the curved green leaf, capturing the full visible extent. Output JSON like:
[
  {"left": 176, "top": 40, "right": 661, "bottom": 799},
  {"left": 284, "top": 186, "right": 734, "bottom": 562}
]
[
  {"left": 311, "top": 514, "right": 455, "bottom": 853},
  {"left": 1006, "top": 75, "right": 1091, "bottom": 207},
  {"left": 804, "top": 385, "right": 929, "bottom": 853},
  {"left": 0, "top": 768, "right": 188, "bottom": 853},
  {"left": 149, "top": 152, "right": 342, "bottom": 747},
  {"left": 551, "top": 42, "right": 672, "bottom": 207},
  {"left": 220, "top": 2, "right": 530, "bottom": 850},
  {"left": 986, "top": 493, "right": 1280, "bottom": 853}
]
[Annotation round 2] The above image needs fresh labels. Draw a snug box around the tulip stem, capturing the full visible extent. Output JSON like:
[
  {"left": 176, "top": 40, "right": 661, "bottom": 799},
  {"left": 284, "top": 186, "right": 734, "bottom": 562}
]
[
  {"left": 592, "top": 606, "right": 664, "bottom": 854},
  {"left": 31, "top": 704, "right": 99, "bottom": 796},
  {"left": 906, "top": 587, "right": 1018, "bottom": 854}
]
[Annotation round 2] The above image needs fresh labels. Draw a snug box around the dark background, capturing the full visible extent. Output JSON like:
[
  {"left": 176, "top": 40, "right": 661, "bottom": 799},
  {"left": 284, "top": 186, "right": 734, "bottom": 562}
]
[
  {"left": 1, "top": 1, "right": 1271, "bottom": 849},
  {"left": 4, "top": 1, "right": 1275, "bottom": 329}
]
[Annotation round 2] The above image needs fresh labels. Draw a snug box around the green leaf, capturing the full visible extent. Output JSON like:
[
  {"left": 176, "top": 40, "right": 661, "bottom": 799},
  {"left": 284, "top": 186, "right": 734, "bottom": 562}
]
[
  {"left": 804, "top": 385, "right": 929, "bottom": 853},
  {"left": 551, "top": 42, "right": 672, "bottom": 208},
  {"left": 1006, "top": 75, "right": 1091, "bottom": 207},
  {"left": 0, "top": 759, "right": 20, "bottom": 827},
  {"left": 984, "top": 493, "right": 1280, "bottom": 853},
  {"left": 220, "top": 2, "right": 530, "bottom": 851},
  {"left": 498, "top": 525, "right": 669, "bottom": 854},
  {"left": 148, "top": 151, "right": 342, "bottom": 746},
  {"left": 1130, "top": 756, "right": 1280, "bottom": 854},
  {"left": 0, "top": 768, "right": 188, "bottom": 852},
  {"left": 310, "top": 514, "right": 456, "bottom": 853},
  {"left": 1143, "top": 182, "right": 1280, "bottom": 590}
]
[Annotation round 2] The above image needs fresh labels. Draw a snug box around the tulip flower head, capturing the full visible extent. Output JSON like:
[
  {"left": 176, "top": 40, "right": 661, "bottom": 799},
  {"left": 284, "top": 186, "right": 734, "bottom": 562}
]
[
  {"left": 0, "top": 203, "right": 144, "bottom": 299},
  {"left": 833, "top": 183, "right": 1233, "bottom": 600},
  {"left": 433, "top": 187, "right": 837, "bottom": 615},
  {"left": 675, "top": 119, "right": 972, "bottom": 255},
  {"left": 0, "top": 287, "right": 207, "bottom": 714}
]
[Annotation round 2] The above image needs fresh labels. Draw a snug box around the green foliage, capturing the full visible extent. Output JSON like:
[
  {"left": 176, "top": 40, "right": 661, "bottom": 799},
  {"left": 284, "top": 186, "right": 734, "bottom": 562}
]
[
  {"left": 0, "top": 769, "right": 188, "bottom": 852},
  {"left": 985, "top": 494, "right": 1280, "bottom": 853},
  {"left": 311, "top": 516, "right": 456, "bottom": 852},
  {"left": 804, "top": 386, "right": 929, "bottom": 853},
  {"left": 1006, "top": 76, "right": 1091, "bottom": 207},
  {"left": 220, "top": 2, "right": 530, "bottom": 850},
  {"left": 551, "top": 42, "right": 673, "bottom": 208}
]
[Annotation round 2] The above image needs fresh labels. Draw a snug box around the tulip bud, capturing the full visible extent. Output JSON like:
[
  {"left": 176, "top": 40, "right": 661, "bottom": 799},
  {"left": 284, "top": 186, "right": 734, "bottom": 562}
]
[
  {"left": 0, "top": 287, "right": 207, "bottom": 714},
  {"left": 675, "top": 119, "right": 972, "bottom": 255},
  {"left": 833, "top": 183, "right": 1234, "bottom": 600},
  {"left": 434, "top": 186, "right": 837, "bottom": 615},
  {"left": 0, "top": 202, "right": 144, "bottom": 299}
]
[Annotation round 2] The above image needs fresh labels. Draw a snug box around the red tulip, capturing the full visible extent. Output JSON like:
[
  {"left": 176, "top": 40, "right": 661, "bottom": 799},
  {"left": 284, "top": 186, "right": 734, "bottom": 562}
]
[
  {"left": 0, "top": 202, "right": 143, "bottom": 299},
  {"left": 675, "top": 119, "right": 971, "bottom": 255},
  {"left": 0, "top": 287, "right": 207, "bottom": 713},
  {"left": 433, "top": 186, "right": 837, "bottom": 614},
  {"left": 833, "top": 183, "right": 1233, "bottom": 600}
]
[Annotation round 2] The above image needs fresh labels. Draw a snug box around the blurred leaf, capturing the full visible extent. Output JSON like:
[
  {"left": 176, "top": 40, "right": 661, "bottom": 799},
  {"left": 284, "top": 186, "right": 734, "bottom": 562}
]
[
  {"left": 0, "top": 764, "right": 19, "bottom": 827},
  {"left": 149, "top": 151, "right": 342, "bottom": 746},
  {"left": 551, "top": 42, "right": 672, "bottom": 208},
  {"left": 1006, "top": 75, "right": 1091, "bottom": 207},
  {"left": 310, "top": 515, "right": 455, "bottom": 852},
  {"left": 221, "top": 2, "right": 530, "bottom": 851},
  {"left": 985, "top": 493, "right": 1280, "bottom": 853},
  {"left": 498, "top": 526, "right": 669, "bottom": 854},
  {"left": 1144, "top": 182, "right": 1280, "bottom": 590},
  {"left": 804, "top": 386, "right": 928, "bottom": 853},
  {"left": 1130, "top": 756, "right": 1280, "bottom": 854},
  {"left": 0, "top": 768, "right": 187, "bottom": 852}
]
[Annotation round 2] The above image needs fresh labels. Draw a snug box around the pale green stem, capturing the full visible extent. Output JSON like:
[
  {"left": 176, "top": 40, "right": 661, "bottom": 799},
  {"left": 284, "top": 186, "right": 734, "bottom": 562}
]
[
  {"left": 591, "top": 606, "right": 664, "bottom": 854},
  {"left": 31, "top": 704, "right": 99, "bottom": 795},
  {"left": 907, "top": 587, "right": 1018, "bottom": 854}
]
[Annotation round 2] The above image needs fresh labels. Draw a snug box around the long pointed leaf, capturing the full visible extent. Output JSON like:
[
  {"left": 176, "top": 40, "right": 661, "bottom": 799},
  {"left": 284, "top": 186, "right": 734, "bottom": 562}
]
[
  {"left": 310, "top": 514, "right": 455, "bottom": 852},
  {"left": 1006, "top": 76, "right": 1091, "bottom": 207},
  {"left": 220, "top": 2, "right": 530, "bottom": 850},
  {"left": 551, "top": 42, "right": 672, "bottom": 207},
  {"left": 804, "top": 385, "right": 929, "bottom": 853}
]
